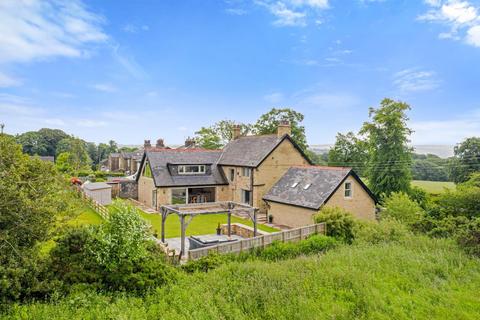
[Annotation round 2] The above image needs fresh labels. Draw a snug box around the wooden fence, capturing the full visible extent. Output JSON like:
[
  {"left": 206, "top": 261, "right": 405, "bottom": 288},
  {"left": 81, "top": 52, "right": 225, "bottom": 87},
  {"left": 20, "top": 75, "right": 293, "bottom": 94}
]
[
  {"left": 80, "top": 191, "right": 109, "bottom": 220},
  {"left": 188, "top": 223, "right": 326, "bottom": 260}
]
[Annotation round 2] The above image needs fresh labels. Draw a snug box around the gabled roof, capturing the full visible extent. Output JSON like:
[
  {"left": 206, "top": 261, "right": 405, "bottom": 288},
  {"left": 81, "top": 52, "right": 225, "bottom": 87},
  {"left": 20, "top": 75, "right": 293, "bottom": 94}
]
[
  {"left": 139, "top": 149, "right": 228, "bottom": 187},
  {"left": 218, "top": 134, "right": 311, "bottom": 167},
  {"left": 121, "top": 150, "right": 144, "bottom": 160},
  {"left": 263, "top": 166, "right": 376, "bottom": 210},
  {"left": 83, "top": 182, "right": 112, "bottom": 191}
]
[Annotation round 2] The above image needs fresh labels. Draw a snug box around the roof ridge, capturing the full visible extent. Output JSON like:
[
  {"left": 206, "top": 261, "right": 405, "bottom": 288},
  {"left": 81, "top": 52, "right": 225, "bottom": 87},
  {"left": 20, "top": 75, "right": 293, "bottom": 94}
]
[{"left": 292, "top": 165, "right": 352, "bottom": 170}]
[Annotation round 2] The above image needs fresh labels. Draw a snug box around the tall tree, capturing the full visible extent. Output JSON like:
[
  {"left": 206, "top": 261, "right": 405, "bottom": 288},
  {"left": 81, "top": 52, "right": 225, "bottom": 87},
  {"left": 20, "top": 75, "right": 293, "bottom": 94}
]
[
  {"left": 56, "top": 138, "right": 92, "bottom": 171},
  {"left": 449, "top": 137, "right": 480, "bottom": 184},
  {"left": 195, "top": 127, "right": 223, "bottom": 149},
  {"left": 360, "top": 98, "right": 413, "bottom": 197},
  {"left": 16, "top": 128, "right": 68, "bottom": 156},
  {"left": 328, "top": 132, "right": 368, "bottom": 176},
  {"left": 253, "top": 108, "right": 308, "bottom": 151}
]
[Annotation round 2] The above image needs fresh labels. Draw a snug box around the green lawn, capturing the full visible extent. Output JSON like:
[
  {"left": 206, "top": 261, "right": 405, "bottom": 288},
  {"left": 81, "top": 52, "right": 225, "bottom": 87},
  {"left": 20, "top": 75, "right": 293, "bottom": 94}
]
[
  {"left": 139, "top": 211, "right": 279, "bottom": 238},
  {"left": 68, "top": 206, "right": 104, "bottom": 226},
  {"left": 412, "top": 180, "right": 455, "bottom": 194}
]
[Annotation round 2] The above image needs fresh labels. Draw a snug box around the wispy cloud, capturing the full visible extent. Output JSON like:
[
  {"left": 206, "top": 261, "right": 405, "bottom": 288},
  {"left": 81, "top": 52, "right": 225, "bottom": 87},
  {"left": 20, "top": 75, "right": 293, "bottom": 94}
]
[
  {"left": 123, "top": 23, "right": 149, "bottom": 33},
  {"left": 112, "top": 45, "right": 147, "bottom": 79},
  {"left": 225, "top": 8, "right": 248, "bottom": 15},
  {"left": 78, "top": 119, "right": 108, "bottom": 127},
  {"left": 254, "top": 0, "right": 329, "bottom": 27},
  {"left": 0, "top": 72, "right": 21, "bottom": 87},
  {"left": 0, "top": 0, "right": 107, "bottom": 64},
  {"left": 393, "top": 68, "right": 440, "bottom": 92},
  {"left": 264, "top": 92, "right": 285, "bottom": 103},
  {"left": 91, "top": 83, "right": 117, "bottom": 92},
  {"left": 411, "top": 110, "right": 480, "bottom": 144},
  {"left": 419, "top": 0, "right": 480, "bottom": 47}
]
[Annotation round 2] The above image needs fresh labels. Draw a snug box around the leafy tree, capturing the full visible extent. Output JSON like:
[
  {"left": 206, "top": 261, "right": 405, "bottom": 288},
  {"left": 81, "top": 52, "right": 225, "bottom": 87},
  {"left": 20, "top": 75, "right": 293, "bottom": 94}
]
[
  {"left": 449, "top": 137, "right": 480, "bottom": 184},
  {"left": 305, "top": 150, "right": 328, "bottom": 165},
  {"left": 56, "top": 152, "right": 74, "bottom": 173},
  {"left": 253, "top": 108, "right": 308, "bottom": 151},
  {"left": 195, "top": 120, "right": 250, "bottom": 149},
  {"left": 37, "top": 128, "right": 69, "bottom": 155},
  {"left": 381, "top": 192, "right": 424, "bottom": 227},
  {"left": 360, "top": 98, "right": 413, "bottom": 197},
  {"left": 411, "top": 159, "right": 448, "bottom": 181},
  {"left": 314, "top": 206, "right": 356, "bottom": 244},
  {"left": 15, "top": 131, "right": 48, "bottom": 156},
  {"left": 328, "top": 132, "right": 368, "bottom": 176},
  {"left": 108, "top": 140, "right": 118, "bottom": 153},
  {"left": 56, "top": 138, "right": 92, "bottom": 172}
]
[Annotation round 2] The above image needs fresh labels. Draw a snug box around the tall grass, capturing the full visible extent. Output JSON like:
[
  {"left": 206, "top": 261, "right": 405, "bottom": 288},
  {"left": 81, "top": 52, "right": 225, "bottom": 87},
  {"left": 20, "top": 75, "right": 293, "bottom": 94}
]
[{"left": 4, "top": 236, "right": 480, "bottom": 319}]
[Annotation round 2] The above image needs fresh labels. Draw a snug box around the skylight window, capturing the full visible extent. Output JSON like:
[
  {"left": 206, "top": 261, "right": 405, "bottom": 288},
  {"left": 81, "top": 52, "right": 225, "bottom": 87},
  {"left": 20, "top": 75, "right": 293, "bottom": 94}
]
[
  {"left": 303, "top": 183, "right": 312, "bottom": 190},
  {"left": 291, "top": 182, "right": 299, "bottom": 188}
]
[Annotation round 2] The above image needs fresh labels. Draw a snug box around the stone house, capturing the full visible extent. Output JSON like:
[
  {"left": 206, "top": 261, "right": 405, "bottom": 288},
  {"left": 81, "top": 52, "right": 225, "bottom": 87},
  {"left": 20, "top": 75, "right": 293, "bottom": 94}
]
[
  {"left": 263, "top": 166, "right": 377, "bottom": 227},
  {"left": 136, "top": 122, "right": 377, "bottom": 227}
]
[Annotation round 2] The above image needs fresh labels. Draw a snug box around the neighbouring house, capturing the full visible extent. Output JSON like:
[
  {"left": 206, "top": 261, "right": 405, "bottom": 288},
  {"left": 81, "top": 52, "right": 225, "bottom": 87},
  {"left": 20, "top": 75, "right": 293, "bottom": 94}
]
[
  {"left": 108, "top": 152, "right": 120, "bottom": 171},
  {"left": 176, "top": 137, "right": 198, "bottom": 149},
  {"left": 137, "top": 121, "right": 311, "bottom": 214},
  {"left": 263, "top": 166, "right": 377, "bottom": 227},
  {"left": 82, "top": 182, "right": 112, "bottom": 205}
]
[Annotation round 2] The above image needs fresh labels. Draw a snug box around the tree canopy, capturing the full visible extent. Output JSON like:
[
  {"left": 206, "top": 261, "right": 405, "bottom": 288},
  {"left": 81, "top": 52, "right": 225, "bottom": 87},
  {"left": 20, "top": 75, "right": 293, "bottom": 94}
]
[
  {"left": 328, "top": 132, "right": 368, "bottom": 176},
  {"left": 360, "top": 98, "right": 413, "bottom": 197},
  {"left": 449, "top": 137, "right": 480, "bottom": 184}
]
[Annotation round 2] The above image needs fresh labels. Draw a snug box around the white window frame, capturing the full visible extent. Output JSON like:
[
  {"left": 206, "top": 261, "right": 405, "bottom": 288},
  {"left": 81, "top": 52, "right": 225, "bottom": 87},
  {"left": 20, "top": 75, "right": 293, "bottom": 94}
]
[
  {"left": 242, "top": 167, "right": 251, "bottom": 177},
  {"left": 344, "top": 180, "right": 353, "bottom": 198},
  {"left": 178, "top": 165, "right": 206, "bottom": 175}
]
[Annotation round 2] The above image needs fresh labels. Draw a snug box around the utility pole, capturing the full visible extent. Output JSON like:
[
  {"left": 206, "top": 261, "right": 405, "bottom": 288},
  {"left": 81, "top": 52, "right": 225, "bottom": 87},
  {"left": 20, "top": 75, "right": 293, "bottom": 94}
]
[{"left": 0, "top": 123, "right": 4, "bottom": 134}]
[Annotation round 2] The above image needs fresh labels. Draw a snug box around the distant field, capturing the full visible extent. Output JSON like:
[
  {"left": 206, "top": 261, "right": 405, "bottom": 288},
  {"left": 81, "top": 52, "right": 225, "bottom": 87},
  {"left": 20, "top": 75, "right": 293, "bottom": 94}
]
[{"left": 411, "top": 180, "right": 455, "bottom": 194}]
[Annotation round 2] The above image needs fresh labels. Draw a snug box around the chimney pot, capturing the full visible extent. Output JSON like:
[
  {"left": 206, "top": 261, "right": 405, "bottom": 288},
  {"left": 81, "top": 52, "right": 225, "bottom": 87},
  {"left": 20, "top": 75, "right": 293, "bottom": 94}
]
[
  {"left": 144, "top": 140, "right": 151, "bottom": 149},
  {"left": 185, "top": 137, "right": 195, "bottom": 147},
  {"left": 156, "top": 138, "right": 165, "bottom": 148}
]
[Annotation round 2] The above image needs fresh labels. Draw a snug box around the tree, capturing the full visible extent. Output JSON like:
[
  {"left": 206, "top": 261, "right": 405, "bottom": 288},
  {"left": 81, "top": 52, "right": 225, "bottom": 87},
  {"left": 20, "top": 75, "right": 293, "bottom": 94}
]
[
  {"left": 253, "top": 108, "right": 308, "bottom": 151},
  {"left": 195, "top": 120, "right": 250, "bottom": 149},
  {"left": 449, "top": 137, "right": 480, "bottom": 184},
  {"left": 15, "top": 128, "right": 68, "bottom": 156},
  {"left": 108, "top": 140, "right": 118, "bottom": 153},
  {"left": 56, "top": 138, "right": 92, "bottom": 172},
  {"left": 411, "top": 159, "right": 448, "bottom": 181},
  {"left": 360, "top": 98, "right": 413, "bottom": 197},
  {"left": 328, "top": 132, "right": 368, "bottom": 176}
]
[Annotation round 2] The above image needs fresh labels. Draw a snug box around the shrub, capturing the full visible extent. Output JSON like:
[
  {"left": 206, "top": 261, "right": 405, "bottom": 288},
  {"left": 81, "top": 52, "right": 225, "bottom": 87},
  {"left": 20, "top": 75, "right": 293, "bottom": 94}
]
[
  {"left": 456, "top": 217, "right": 480, "bottom": 257},
  {"left": 381, "top": 192, "right": 424, "bottom": 227},
  {"left": 407, "top": 186, "right": 428, "bottom": 209},
  {"left": 354, "top": 218, "right": 410, "bottom": 245},
  {"left": 182, "top": 254, "right": 230, "bottom": 273},
  {"left": 314, "top": 206, "right": 357, "bottom": 243}
]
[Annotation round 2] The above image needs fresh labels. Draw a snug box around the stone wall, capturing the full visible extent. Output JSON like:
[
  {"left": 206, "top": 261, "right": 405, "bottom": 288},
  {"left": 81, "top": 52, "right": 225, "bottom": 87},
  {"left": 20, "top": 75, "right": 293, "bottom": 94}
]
[
  {"left": 119, "top": 180, "right": 138, "bottom": 199},
  {"left": 220, "top": 223, "right": 269, "bottom": 238}
]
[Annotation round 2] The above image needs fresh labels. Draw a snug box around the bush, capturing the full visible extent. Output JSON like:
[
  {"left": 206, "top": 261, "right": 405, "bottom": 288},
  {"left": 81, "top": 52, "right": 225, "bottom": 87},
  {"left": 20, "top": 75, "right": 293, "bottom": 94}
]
[
  {"left": 381, "top": 192, "right": 424, "bottom": 227},
  {"left": 182, "top": 254, "right": 230, "bottom": 273},
  {"left": 354, "top": 218, "right": 410, "bottom": 245},
  {"left": 456, "top": 217, "right": 480, "bottom": 257},
  {"left": 314, "top": 206, "right": 357, "bottom": 243}
]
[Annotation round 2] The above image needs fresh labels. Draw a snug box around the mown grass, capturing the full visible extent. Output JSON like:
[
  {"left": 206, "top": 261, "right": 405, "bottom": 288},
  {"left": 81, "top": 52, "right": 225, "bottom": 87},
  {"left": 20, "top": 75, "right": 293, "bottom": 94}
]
[
  {"left": 7, "top": 236, "right": 480, "bottom": 319},
  {"left": 411, "top": 180, "right": 456, "bottom": 194},
  {"left": 139, "top": 211, "right": 279, "bottom": 238}
]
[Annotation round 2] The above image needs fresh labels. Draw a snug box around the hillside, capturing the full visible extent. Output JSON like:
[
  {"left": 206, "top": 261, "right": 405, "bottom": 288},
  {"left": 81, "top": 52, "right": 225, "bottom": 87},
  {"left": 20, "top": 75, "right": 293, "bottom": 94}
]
[{"left": 5, "top": 236, "right": 480, "bottom": 320}]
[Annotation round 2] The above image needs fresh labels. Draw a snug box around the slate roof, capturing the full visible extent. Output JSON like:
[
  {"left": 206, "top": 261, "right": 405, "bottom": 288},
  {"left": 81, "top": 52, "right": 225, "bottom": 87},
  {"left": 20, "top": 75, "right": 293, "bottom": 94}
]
[
  {"left": 263, "top": 166, "right": 373, "bottom": 210},
  {"left": 143, "top": 149, "right": 228, "bottom": 187},
  {"left": 121, "top": 150, "right": 144, "bottom": 160},
  {"left": 83, "top": 182, "right": 112, "bottom": 191},
  {"left": 219, "top": 134, "right": 298, "bottom": 167}
]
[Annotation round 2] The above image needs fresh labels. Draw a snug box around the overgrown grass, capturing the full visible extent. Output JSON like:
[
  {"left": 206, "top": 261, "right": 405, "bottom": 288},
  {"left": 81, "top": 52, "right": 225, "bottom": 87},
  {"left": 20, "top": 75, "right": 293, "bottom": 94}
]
[{"left": 6, "top": 236, "right": 480, "bottom": 319}]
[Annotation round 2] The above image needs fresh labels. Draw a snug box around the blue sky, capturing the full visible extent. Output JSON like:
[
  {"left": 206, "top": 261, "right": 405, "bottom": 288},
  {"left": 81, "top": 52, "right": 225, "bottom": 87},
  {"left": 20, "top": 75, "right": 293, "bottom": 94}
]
[{"left": 0, "top": 0, "right": 479, "bottom": 145}]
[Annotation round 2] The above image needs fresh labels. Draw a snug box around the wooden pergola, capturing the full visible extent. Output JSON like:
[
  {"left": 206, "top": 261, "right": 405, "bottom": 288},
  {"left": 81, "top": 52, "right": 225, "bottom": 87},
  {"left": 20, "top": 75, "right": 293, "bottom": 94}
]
[{"left": 159, "top": 201, "right": 259, "bottom": 257}]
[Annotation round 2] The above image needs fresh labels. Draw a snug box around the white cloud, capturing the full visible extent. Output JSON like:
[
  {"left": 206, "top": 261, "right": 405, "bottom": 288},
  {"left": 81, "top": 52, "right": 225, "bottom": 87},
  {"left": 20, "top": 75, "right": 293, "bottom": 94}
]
[
  {"left": 393, "top": 68, "right": 440, "bottom": 92},
  {"left": 0, "top": 72, "right": 21, "bottom": 87},
  {"left": 0, "top": 103, "right": 42, "bottom": 116},
  {"left": 112, "top": 45, "right": 147, "bottom": 79},
  {"left": 78, "top": 119, "right": 108, "bottom": 127},
  {"left": 411, "top": 111, "right": 480, "bottom": 144},
  {"left": 264, "top": 92, "right": 285, "bottom": 103},
  {"left": 91, "top": 83, "right": 117, "bottom": 92},
  {"left": 419, "top": 0, "right": 480, "bottom": 47},
  {"left": 123, "top": 23, "right": 149, "bottom": 33},
  {"left": 255, "top": 0, "right": 329, "bottom": 27},
  {"left": 0, "top": 0, "right": 107, "bottom": 64}
]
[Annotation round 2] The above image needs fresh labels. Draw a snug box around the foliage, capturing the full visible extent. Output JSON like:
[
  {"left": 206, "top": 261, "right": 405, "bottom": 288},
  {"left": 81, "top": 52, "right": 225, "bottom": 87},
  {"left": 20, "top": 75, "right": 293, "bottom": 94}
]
[
  {"left": 456, "top": 217, "right": 480, "bottom": 257},
  {"left": 0, "top": 135, "right": 71, "bottom": 303},
  {"left": 5, "top": 236, "right": 480, "bottom": 319},
  {"left": 434, "top": 183, "right": 480, "bottom": 219},
  {"left": 328, "top": 131, "right": 368, "bottom": 176},
  {"left": 16, "top": 128, "right": 69, "bottom": 156},
  {"left": 314, "top": 206, "right": 356, "bottom": 244},
  {"left": 195, "top": 120, "right": 250, "bottom": 149},
  {"left": 381, "top": 192, "right": 424, "bottom": 227},
  {"left": 253, "top": 107, "right": 308, "bottom": 151},
  {"left": 449, "top": 137, "right": 480, "bottom": 183},
  {"left": 360, "top": 98, "right": 413, "bottom": 197},
  {"left": 354, "top": 218, "right": 410, "bottom": 245},
  {"left": 406, "top": 185, "right": 428, "bottom": 209},
  {"left": 305, "top": 149, "right": 327, "bottom": 165}
]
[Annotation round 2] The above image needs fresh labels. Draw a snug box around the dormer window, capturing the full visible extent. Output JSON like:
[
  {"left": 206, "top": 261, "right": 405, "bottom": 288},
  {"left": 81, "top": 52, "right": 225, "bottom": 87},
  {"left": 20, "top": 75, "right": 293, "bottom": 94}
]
[{"left": 178, "top": 165, "right": 206, "bottom": 175}]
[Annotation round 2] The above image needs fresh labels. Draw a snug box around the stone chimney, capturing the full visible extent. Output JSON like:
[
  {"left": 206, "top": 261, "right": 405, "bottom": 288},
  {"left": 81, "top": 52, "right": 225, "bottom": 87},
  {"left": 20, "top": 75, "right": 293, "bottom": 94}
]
[
  {"left": 277, "top": 120, "right": 291, "bottom": 138},
  {"left": 184, "top": 137, "right": 195, "bottom": 148},
  {"left": 144, "top": 140, "right": 151, "bottom": 149},
  {"left": 232, "top": 124, "right": 242, "bottom": 140},
  {"left": 156, "top": 138, "right": 165, "bottom": 148}
]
